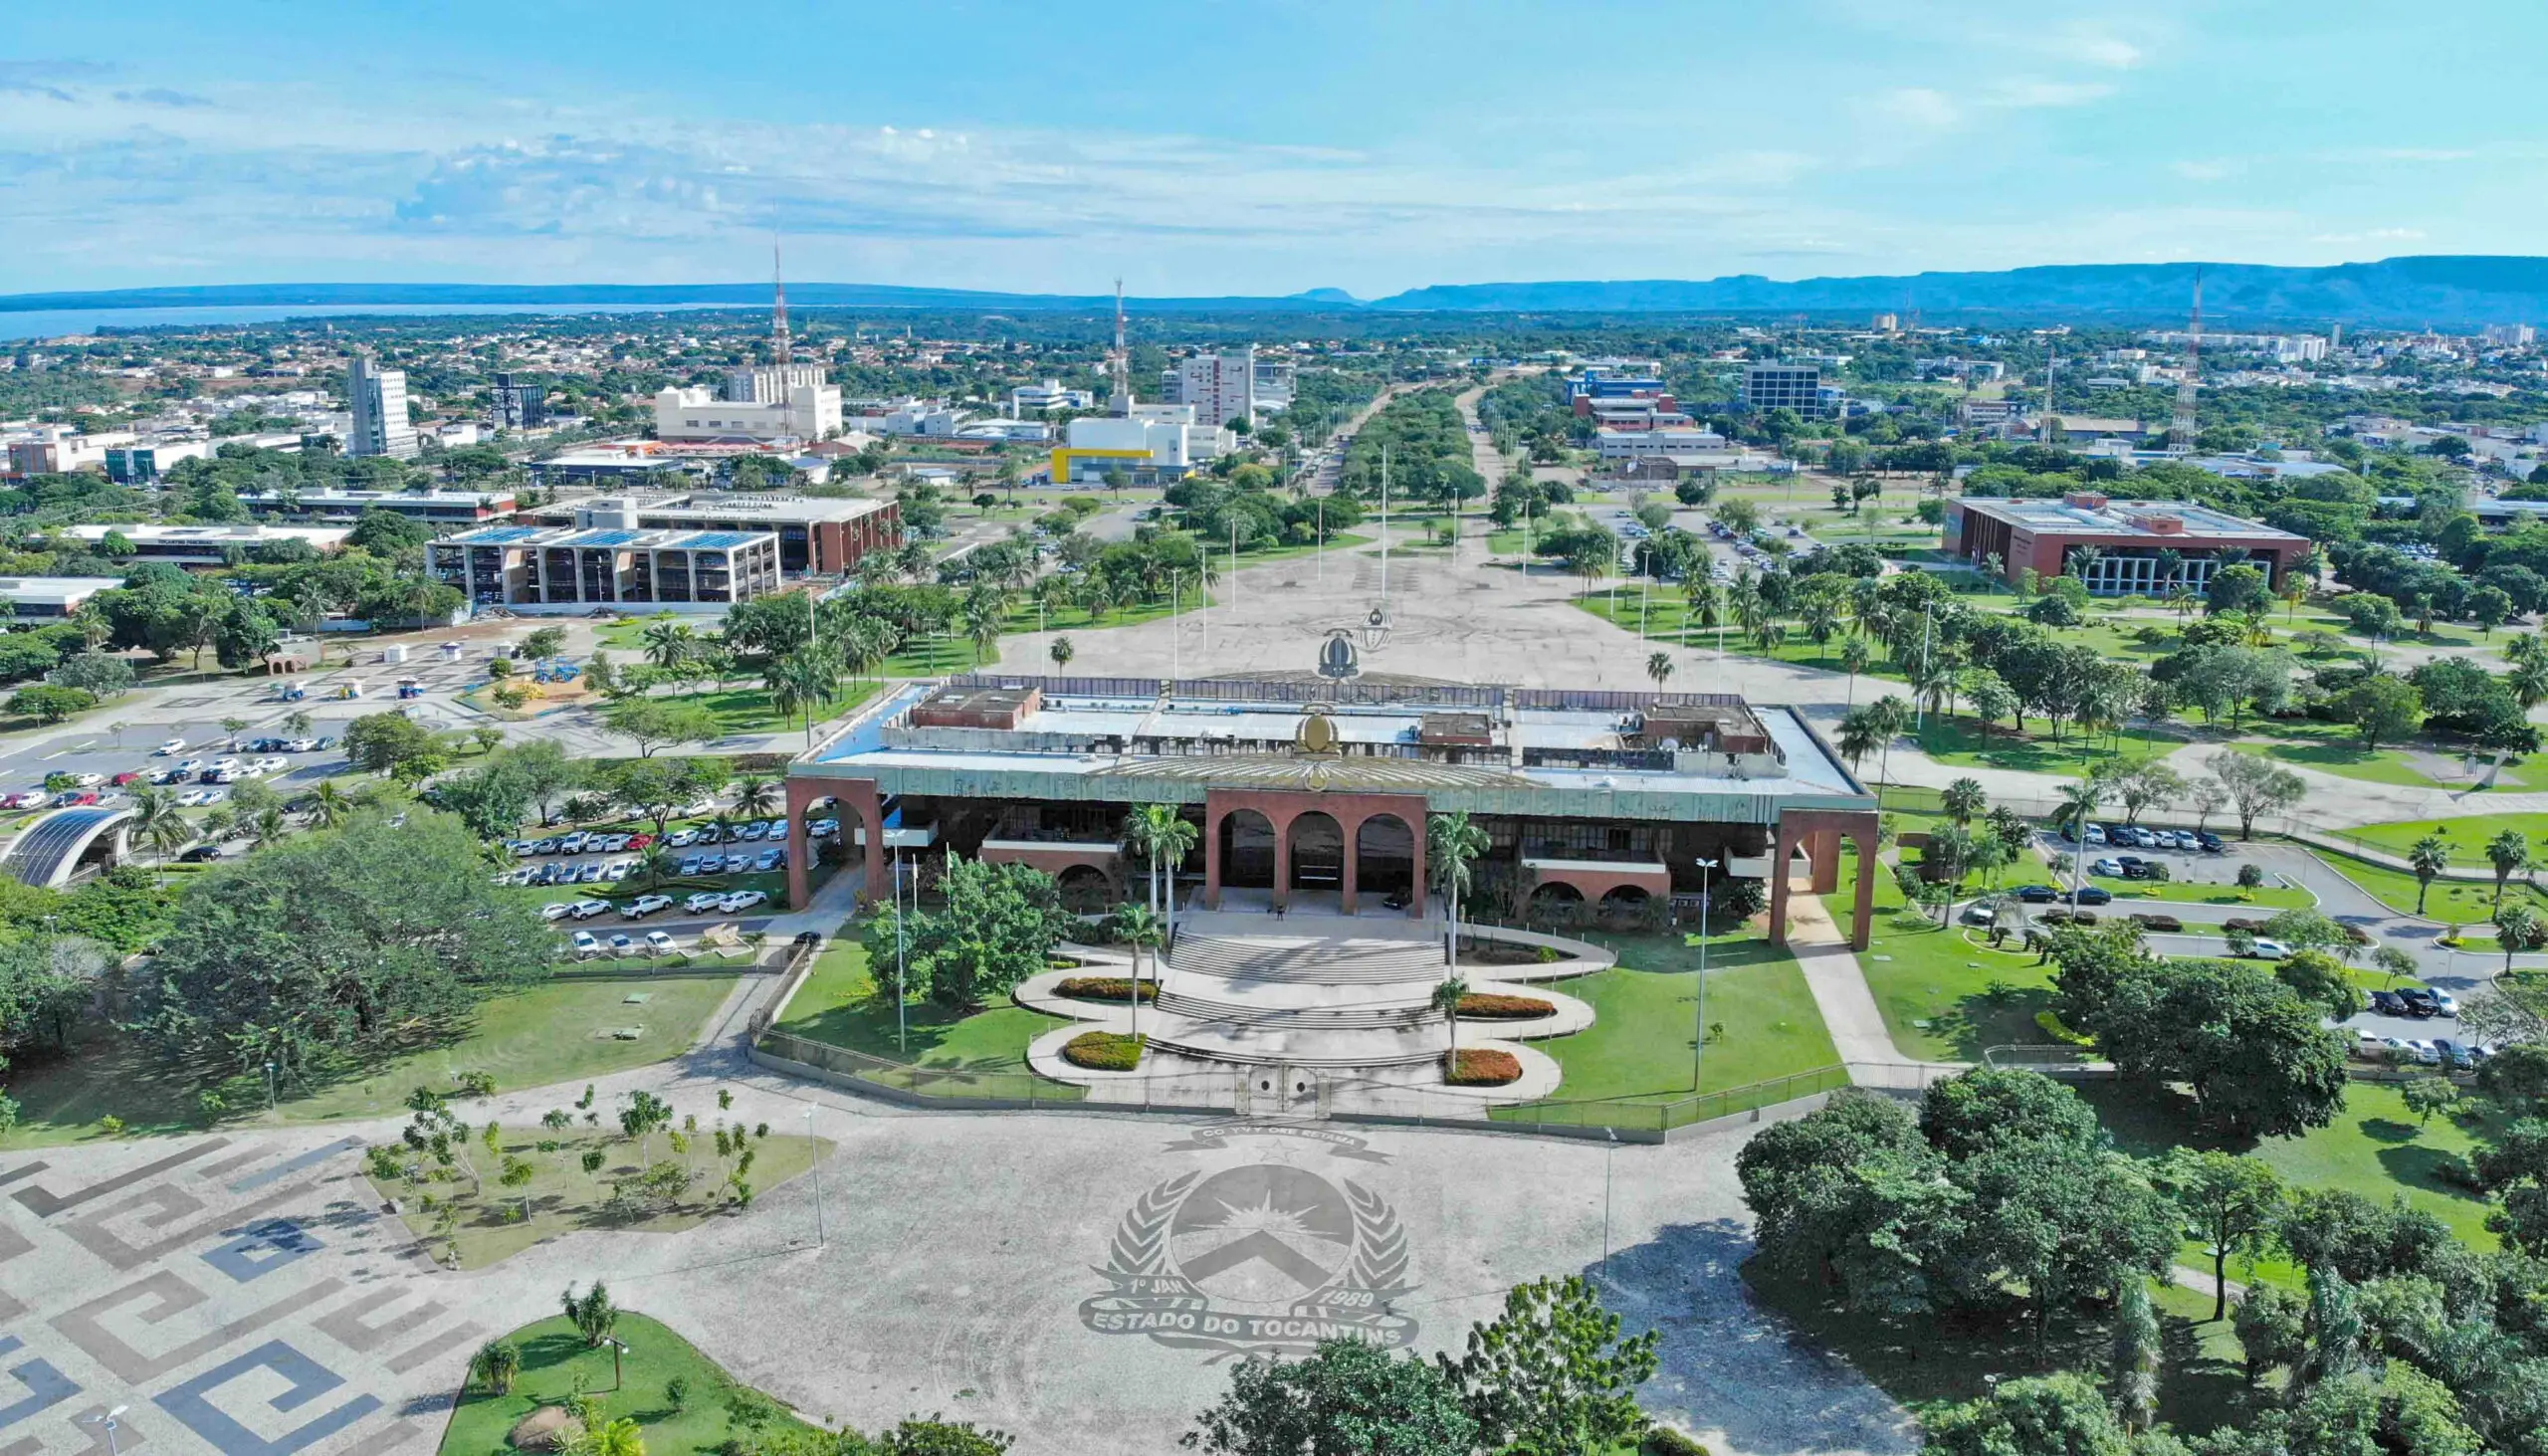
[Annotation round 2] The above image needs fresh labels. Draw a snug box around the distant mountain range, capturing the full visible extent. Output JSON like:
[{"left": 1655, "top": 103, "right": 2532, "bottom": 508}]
[{"left": 12, "top": 256, "right": 2548, "bottom": 326}]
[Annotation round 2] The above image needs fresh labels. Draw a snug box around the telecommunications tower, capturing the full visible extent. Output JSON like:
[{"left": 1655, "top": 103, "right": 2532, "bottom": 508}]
[
  {"left": 1109, "top": 278, "right": 1132, "bottom": 415},
  {"left": 771, "top": 244, "right": 792, "bottom": 360},
  {"left": 2171, "top": 270, "right": 2204, "bottom": 449}
]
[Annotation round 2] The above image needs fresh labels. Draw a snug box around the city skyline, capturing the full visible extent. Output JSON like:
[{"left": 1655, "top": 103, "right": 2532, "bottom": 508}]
[{"left": 6, "top": 1, "right": 2547, "bottom": 298}]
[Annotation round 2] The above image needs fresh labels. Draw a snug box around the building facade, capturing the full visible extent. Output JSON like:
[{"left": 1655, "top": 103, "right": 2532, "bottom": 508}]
[
  {"left": 1739, "top": 363, "right": 1824, "bottom": 416},
  {"left": 427, "top": 524, "right": 782, "bottom": 611},
  {"left": 491, "top": 372, "right": 547, "bottom": 431},
  {"left": 653, "top": 382, "right": 842, "bottom": 444},
  {"left": 530, "top": 492, "right": 901, "bottom": 577},
  {"left": 58, "top": 523, "right": 351, "bottom": 566},
  {"left": 345, "top": 354, "right": 419, "bottom": 460},
  {"left": 1943, "top": 492, "right": 2309, "bottom": 595},
  {"left": 781, "top": 674, "right": 1882, "bottom": 950},
  {"left": 236, "top": 488, "right": 516, "bottom": 524},
  {"left": 1051, "top": 405, "right": 1232, "bottom": 486},
  {"left": 1177, "top": 347, "right": 1261, "bottom": 430}
]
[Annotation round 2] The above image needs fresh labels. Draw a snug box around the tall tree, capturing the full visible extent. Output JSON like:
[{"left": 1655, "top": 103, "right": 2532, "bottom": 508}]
[
  {"left": 1440, "top": 1275, "right": 1660, "bottom": 1456},
  {"left": 2158, "top": 1148, "right": 2285, "bottom": 1321},
  {"left": 1186, "top": 1337, "right": 1477, "bottom": 1456}
]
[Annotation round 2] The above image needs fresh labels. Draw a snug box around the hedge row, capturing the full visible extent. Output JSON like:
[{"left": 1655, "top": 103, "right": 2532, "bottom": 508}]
[
  {"left": 1063, "top": 1031, "right": 1146, "bottom": 1071},
  {"left": 1455, "top": 993, "right": 1556, "bottom": 1020},
  {"left": 1054, "top": 976, "right": 1155, "bottom": 1003},
  {"left": 1445, "top": 1048, "right": 1523, "bottom": 1086},
  {"left": 2126, "top": 913, "right": 2185, "bottom": 933},
  {"left": 2038, "top": 909, "right": 2101, "bottom": 927}
]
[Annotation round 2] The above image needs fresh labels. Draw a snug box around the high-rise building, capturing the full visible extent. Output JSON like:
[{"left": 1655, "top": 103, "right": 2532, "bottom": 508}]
[
  {"left": 724, "top": 364, "right": 831, "bottom": 404},
  {"left": 492, "top": 371, "right": 547, "bottom": 431},
  {"left": 1739, "top": 363, "right": 1823, "bottom": 416},
  {"left": 346, "top": 353, "right": 419, "bottom": 459},
  {"left": 1177, "top": 346, "right": 1260, "bottom": 431}
]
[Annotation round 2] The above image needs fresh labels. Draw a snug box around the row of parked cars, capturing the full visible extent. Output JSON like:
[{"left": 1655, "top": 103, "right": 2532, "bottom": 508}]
[
  {"left": 2063, "top": 822, "right": 2228, "bottom": 853},
  {"left": 505, "top": 818, "right": 821, "bottom": 860},
  {"left": 540, "top": 889, "right": 768, "bottom": 922},
  {"left": 569, "top": 929, "right": 680, "bottom": 959},
  {"left": 2371, "top": 985, "right": 2458, "bottom": 1018},
  {"left": 2363, "top": 1032, "right": 2482, "bottom": 1069}
]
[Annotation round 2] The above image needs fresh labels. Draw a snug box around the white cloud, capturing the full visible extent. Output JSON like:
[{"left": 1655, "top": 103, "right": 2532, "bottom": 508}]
[{"left": 1872, "top": 88, "right": 1960, "bottom": 130}]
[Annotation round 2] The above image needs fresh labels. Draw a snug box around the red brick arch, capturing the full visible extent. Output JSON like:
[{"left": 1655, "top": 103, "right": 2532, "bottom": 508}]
[{"left": 1201, "top": 788, "right": 1430, "bottom": 917}]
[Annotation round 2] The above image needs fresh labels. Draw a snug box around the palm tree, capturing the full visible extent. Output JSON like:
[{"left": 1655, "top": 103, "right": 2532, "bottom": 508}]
[
  {"left": 1645, "top": 652, "right": 1673, "bottom": 693},
  {"left": 142, "top": 812, "right": 191, "bottom": 883},
  {"left": 1123, "top": 804, "right": 1198, "bottom": 926},
  {"left": 1941, "top": 776, "right": 1987, "bottom": 825},
  {"left": 636, "top": 843, "right": 677, "bottom": 891},
  {"left": 126, "top": 786, "right": 179, "bottom": 864},
  {"left": 1115, "top": 902, "right": 1162, "bottom": 1040},
  {"left": 733, "top": 775, "right": 780, "bottom": 821},
  {"left": 765, "top": 646, "right": 841, "bottom": 747},
  {"left": 640, "top": 619, "right": 694, "bottom": 681},
  {"left": 2486, "top": 830, "right": 2530, "bottom": 905},
  {"left": 306, "top": 780, "right": 348, "bottom": 830},
  {"left": 1049, "top": 635, "right": 1076, "bottom": 672},
  {"left": 1428, "top": 811, "right": 1489, "bottom": 955},
  {"left": 1429, "top": 975, "right": 1470, "bottom": 1070},
  {"left": 1833, "top": 707, "right": 1882, "bottom": 778},
  {"left": 2408, "top": 836, "right": 2449, "bottom": 916},
  {"left": 251, "top": 805, "right": 288, "bottom": 851},
  {"left": 1840, "top": 636, "right": 1871, "bottom": 705},
  {"left": 2056, "top": 777, "right": 2105, "bottom": 855}
]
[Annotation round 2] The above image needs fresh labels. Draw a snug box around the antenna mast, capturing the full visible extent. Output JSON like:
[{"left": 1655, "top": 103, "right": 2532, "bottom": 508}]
[
  {"left": 771, "top": 244, "right": 791, "bottom": 361},
  {"left": 2039, "top": 341, "right": 2058, "bottom": 445},
  {"left": 1110, "top": 278, "right": 1131, "bottom": 415},
  {"left": 2171, "top": 269, "right": 2204, "bottom": 449}
]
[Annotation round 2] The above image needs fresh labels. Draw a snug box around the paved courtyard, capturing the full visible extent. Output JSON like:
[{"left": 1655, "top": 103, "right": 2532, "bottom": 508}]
[{"left": 0, "top": 1085, "right": 1914, "bottom": 1456}]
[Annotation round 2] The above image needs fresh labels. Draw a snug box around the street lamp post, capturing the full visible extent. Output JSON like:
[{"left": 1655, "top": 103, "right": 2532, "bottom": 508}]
[
  {"left": 265, "top": 1061, "right": 276, "bottom": 1114},
  {"left": 603, "top": 1337, "right": 628, "bottom": 1392},
  {"left": 1600, "top": 1127, "right": 1619, "bottom": 1274},
  {"left": 1692, "top": 857, "right": 1718, "bottom": 1092},
  {"left": 802, "top": 1105, "right": 825, "bottom": 1248}
]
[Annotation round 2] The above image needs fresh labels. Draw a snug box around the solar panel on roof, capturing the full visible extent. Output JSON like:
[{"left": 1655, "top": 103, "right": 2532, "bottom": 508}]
[
  {"left": 679, "top": 531, "right": 761, "bottom": 550},
  {"left": 464, "top": 525, "right": 542, "bottom": 543},
  {"left": 572, "top": 529, "right": 644, "bottom": 547}
]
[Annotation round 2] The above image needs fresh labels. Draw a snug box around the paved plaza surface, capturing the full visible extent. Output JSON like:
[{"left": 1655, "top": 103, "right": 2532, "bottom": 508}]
[{"left": 0, "top": 1097, "right": 1914, "bottom": 1456}]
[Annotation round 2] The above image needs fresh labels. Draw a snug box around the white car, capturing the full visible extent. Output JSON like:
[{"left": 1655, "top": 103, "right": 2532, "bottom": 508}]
[
  {"left": 602, "top": 860, "right": 633, "bottom": 882},
  {"left": 2433, "top": 989, "right": 2460, "bottom": 1016},
  {"left": 155, "top": 738, "right": 186, "bottom": 755},
  {"left": 541, "top": 902, "right": 576, "bottom": 922},
  {"left": 608, "top": 933, "right": 636, "bottom": 957},
  {"left": 559, "top": 831, "right": 589, "bottom": 854},
  {"left": 719, "top": 890, "right": 767, "bottom": 914},
  {"left": 569, "top": 898, "right": 612, "bottom": 920},
  {"left": 569, "top": 930, "right": 600, "bottom": 957},
  {"left": 667, "top": 829, "right": 697, "bottom": 848},
  {"left": 2246, "top": 937, "right": 2290, "bottom": 960},
  {"left": 623, "top": 894, "right": 674, "bottom": 919},
  {"left": 253, "top": 756, "right": 289, "bottom": 775},
  {"left": 283, "top": 737, "right": 317, "bottom": 752},
  {"left": 69, "top": 773, "right": 104, "bottom": 788},
  {"left": 683, "top": 891, "right": 728, "bottom": 914},
  {"left": 174, "top": 758, "right": 206, "bottom": 775},
  {"left": 644, "top": 931, "right": 677, "bottom": 956}
]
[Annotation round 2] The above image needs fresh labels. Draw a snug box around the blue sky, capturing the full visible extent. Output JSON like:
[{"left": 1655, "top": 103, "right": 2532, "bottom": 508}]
[{"left": 3, "top": 1, "right": 2542, "bottom": 297}]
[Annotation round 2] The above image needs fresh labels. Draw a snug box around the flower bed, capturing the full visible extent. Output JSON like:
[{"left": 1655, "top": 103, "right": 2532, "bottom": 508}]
[
  {"left": 1062, "top": 1031, "right": 1146, "bottom": 1071},
  {"left": 1445, "top": 1047, "right": 1522, "bottom": 1086},
  {"left": 1454, "top": 992, "right": 1556, "bottom": 1020},
  {"left": 1053, "top": 976, "right": 1156, "bottom": 1003}
]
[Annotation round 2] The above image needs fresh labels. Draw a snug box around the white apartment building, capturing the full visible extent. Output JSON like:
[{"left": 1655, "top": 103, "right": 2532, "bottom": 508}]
[
  {"left": 654, "top": 382, "right": 842, "bottom": 444},
  {"left": 1177, "top": 347, "right": 1263, "bottom": 430},
  {"left": 345, "top": 354, "right": 419, "bottom": 460},
  {"left": 2485, "top": 324, "right": 2538, "bottom": 348},
  {"left": 6, "top": 427, "right": 134, "bottom": 478},
  {"left": 724, "top": 364, "right": 831, "bottom": 403},
  {"left": 1051, "top": 404, "right": 1234, "bottom": 485}
]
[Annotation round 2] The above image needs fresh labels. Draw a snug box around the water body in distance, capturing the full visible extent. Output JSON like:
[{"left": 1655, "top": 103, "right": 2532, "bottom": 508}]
[{"left": 0, "top": 303, "right": 743, "bottom": 342}]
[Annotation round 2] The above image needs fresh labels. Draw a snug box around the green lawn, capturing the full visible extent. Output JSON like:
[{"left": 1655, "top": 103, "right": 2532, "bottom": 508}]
[
  {"left": 772, "top": 938, "right": 1072, "bottom": 1070},
  {"left": 2221, "top": 737, "right": 2546, "bottom": 793},
  {"left": 2311, "top": 847, "right": 2548, "bottom": 923},
  {"left": 880, "top": 588, "right": 1218, "bottom": 677},
  {"left": 2082, "top": 1079, "right": 2501, "bottom": 1249},
  {"left": 0, "top": 967, "right": 741, "bottom": 1148},
  {"left": 2338, "top": 812, "right": 2548, "bottom": 862},
  {"left": 1912, "top": 717, "right": 2186, "bottom": 775},
  {"left": 1525, "top": 931, "right": 1837, "bottom": 1103},
  {"left": 1833, "top": 851, "right": 2060, "bottom": 1062},
  {"left": 438, "top": 1314, "right": 827, "bottom": 1456}
]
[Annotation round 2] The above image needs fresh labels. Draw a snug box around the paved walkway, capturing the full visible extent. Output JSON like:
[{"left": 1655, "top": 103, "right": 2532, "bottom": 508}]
[{"left": 1782, "top": 895, "right": 1961, "bottom": 1088}]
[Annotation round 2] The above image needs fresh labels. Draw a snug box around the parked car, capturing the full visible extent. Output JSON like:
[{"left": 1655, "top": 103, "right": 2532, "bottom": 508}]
[
  {"left": 678, "top": 855, "right": 705, "bottom": 876},
  {"left": 2369, "top": 990, "right": 2407, "bottom": 1016},
  {"left": 2015, "top": 884, "right": 2059, "bottom": 903},
  {"left": 149, "top": 768, "right": 188, "bottom": 785},
  {"left": 569, "top": 930, "right": 600, "bottom": 958},
  {"left": 2245, "top": 937, "right": 2291, "bottom": 960},
  {"left": 2092, "top": 858, "right": 2126, "bottom": 877},
  {"left": 2398, "top": 987, "right": 2441, "bottom": 1017},
  {"left": 2434, "top": 1038, "right": 2473, "bottom": 1069},
  {"left": 569, "top": 899, "right": 612, "bottom": 920},
  {"left": 2195, "top": 832, "right": 2226, "bottom": 853},
  {"left": 2433, "top": 989, "right": 2459, "bottom": 1017},
  {"left": 174, "top": 758, "right": 206, "bottom": 775},
  {"left": 667, "top": 829, "right": 697, "bottom": 848},
  {"left": 531, "top": 838, "right": 559, "bottom": 855},
  {"left": 623, "top": 894, "right": 674, "bottom": 919},
  {"left": 69, "top": 772, "right": 104, "bottom": 788},
  {"left": 644, "top": 932, "right": 677, "bottom": 956},
  {"left": 740, "top": 821, "right": 768, "bottom": 841},
  {"left": 1960, "top": 903, "right": 1997, "bottom": 927},
  {"left": 2407, "top": 1040, "right": 2442, "bottom": 1066},
  {"left": 559, "top": 831, "right": 588, "bottom": 854},
  {"left": 541, "top": 903, "right": 576, "bottom": 922},
  {"left": 809, "top": 819, "right": 838, "bottom": 838},
  {"left": 627, "top": 832, "right": 655, "bottom": 849},
  {"left": 155, "top": 738, "right": 186, "bottom": 755},
  {"left": 177, "top": 844, "right": 222, "bottom": 863},
  {"left": 283, "top": 737, "right": 317, "bottom": 753},
  {"left": 2114, "top": 856, "right": 2150, "bottom": 879},
  {"left": 683, "top": 891, "right": 727, "bottom": 914},
  {"left": 754, "top": 848, "right": 784, "bottom": 872},
  {"left": 2069, "top": 886, "right": 2113, "bottom": 906},
  {"left": 1, "top": 790, "right": 47, "bottom": 809},
  {"left": 719, "top": 890, "right": 767, "bottom": 913},
  {"left": 608, "top": 934, "right": 636, "bottom": 957}
]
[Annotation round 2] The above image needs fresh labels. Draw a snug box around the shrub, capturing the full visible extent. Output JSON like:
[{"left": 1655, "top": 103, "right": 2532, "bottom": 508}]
[
  {"left": 2224, "top": 918, "right": 2265, "bottom": 933},
  {"left": 1062, "top": 1031, "right": 1145, "bottom": 1071},
  {"left": 1645, "top": 1429, "right": 1712, "bottom": 1456},
  {"left": 2127, "top": 914, "right": 2184, "bottom": 933},
  {"left": 1053, "top": 976, "right": 1154, "bottom": 1002},
  {"left": 2433, "top": 1151, "right": 2484, "bottom": 1190},
  {"left": 1455, "top": 993, "right": 1556, "bottom": 1019},
  {"left": 1445, "top": 1048, "right": 1522, "bottom": 1085},
  {"left": 1535, "top": 944, "right": 1564, "bottom": 963},
  {"left": 2070, "top": 911, "right": 2099, "bottom": 927},
  {"left": 2039, "top": 909, "right": 2073, "bottom": 926},
  {"left": 2236, "top": 863, "right": 2265, "bottom": 888}
]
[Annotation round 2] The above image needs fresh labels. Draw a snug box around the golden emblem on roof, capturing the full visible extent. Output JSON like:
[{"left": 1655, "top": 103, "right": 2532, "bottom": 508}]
[{"left": 1295, "top": 710, "right": 1341, "bottom": 756}]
